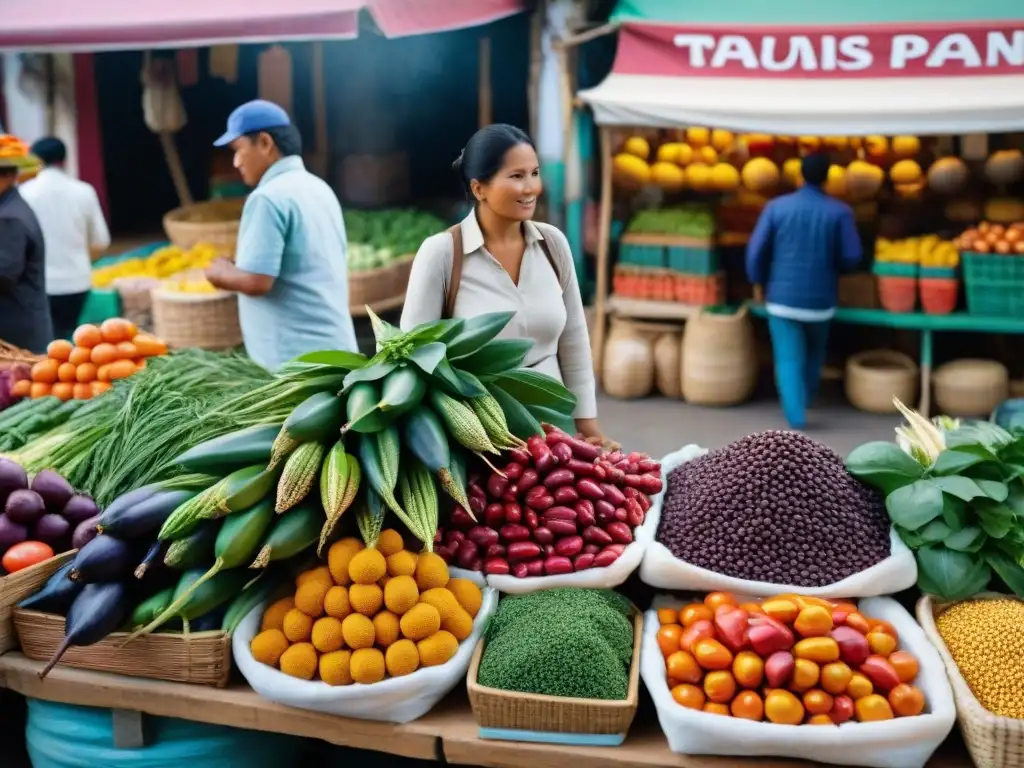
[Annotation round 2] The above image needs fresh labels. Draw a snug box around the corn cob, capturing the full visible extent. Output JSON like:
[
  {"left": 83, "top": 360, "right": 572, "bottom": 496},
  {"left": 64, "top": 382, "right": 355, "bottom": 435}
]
[
  {"left": 471, "top": 394, "right": 524, "bottom": 450},
  {"left": 318, "top": 441, "right": 361, "bottom": 555},
  {"left": 275, "top": 441, "right": 325, "bottom": 513},
  {"left": 158, "top": 484, "right": 220, "bottom": 540},
  {"left": 268, "top": 429, "right": 300, "bottom": 470},
  {"left": 398, "top": 468, "right": 430, "bottom": 548},
  {"left": 356, "top": 489, "right": 387, "bottom": 548},
  {"left": 410, "top": 459, "right": 439, "bottom": 550},
  {"left": 428, "top": 389, "right": 500, "bottom": 455}
]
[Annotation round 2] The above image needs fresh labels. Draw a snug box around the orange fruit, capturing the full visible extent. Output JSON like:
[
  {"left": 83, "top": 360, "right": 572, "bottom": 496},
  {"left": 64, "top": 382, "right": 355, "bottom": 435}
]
[
  {"left": 869, "top": 619, "right": 899, "bottom": 641},
  {"left": 693, "top": 638, "right": 733, "bottom": 671},
  {"left": 135, "top": 358, "right": 147, "bottom": 369},
  {"left": 866, "top": 631, "right": 897, "bottom": 657},
  {"left": 657, "top": 608, "right": 679, "bottom": 626},
  {"left": 671, "top": 684, "right": 705, "bottom": 710},
  {"left": 704, "top": 592, "right": 738, "bottom": 612},
  {"left": 68, "top": 346, "right": 92, "bottom": 365},
  {"left": 765, "top": 689, "right": 804, "bottom": 725},
  {"left": 76, "top": 363, "right": 98, "bottom": 383},
  {"left": 761, "top": 598, "right": 800, "bottom": 624},
  {"left": 847, "top": 673, "right": 874, "bottom": 700},
  {"left": 72, "top": 383, "right": 93, "bottom": 400},
  {"left": 31, "top": 359, "right": 59, "bottom": 385},
  {"left": 703, "top": 670, "right": 737, "bottom": 704},
  {"left": 832, "top": 601, "right": 859, "bottom": 615},
  {"left": 888, "top": 651, "right": 919, "bottom": 683},
  {"left": 730, "top": 690, "right": 764, "bottom": 721},
  {"left": 100, "top": 317, "right": 137, "bottom": 344},
  {"left": 57, "top": 362, "right": 77, "bottom": 383},
  {"left": 51, "top": 382, "right": 74, "bottom": 401},
  {"left": 107, "top": 359, "right": 137, "bottom": 380},
  {"left": 887, "top": 684, "right": 924, "bottom": 717},
  {"left": 844, "top": 612, "right": 872, "bottom": 635},
  {"left": 808, "top": 714, "right": 836, "bottom": 725},
  {"left": 702, "top": 702, "right": 730, "bottom": 715},
  {"left": 794, "top": 606, "right": 833, "bottom": 637},
  {"left": 666, "top": 650, "right": 702, "bottom": 684},
  {"left": 739, "top": 602, "right": 764, "bottom": 616},
  {"left": 657, "top": 625, "right": 683, "bottom": 658},
  {"left": 790, "top": 658, "right": 820, "bottom": 692},
  {"left": 47, "top": 339, "right": 73, "bottom": 362},
  {"left": 133, "top": 334, "right": 167, "bottom": 357},
  {"left": 679, "top": 603, "right": 713, "bottom": 627},
  {"left": 821, "top": 661, "right": 853, "bottom": 695},
  {"left": 10, "top": 379, "right": 30, "bottom": 398},
  {"left": 116, "top": 341, "right": 138, "bottom": 360},
  {"left": 90, "top": 381, "right": 111, "bottom": 396},
  {"left": 90, "top": 343, "right": 118, "bottom": 366},
  {"left": 855, "top": 694, "right": 894, "bottom": 722},
  {"left": 29, "top": 382, "right": 51, "bottom": 399},
  {"left": 732, "top": 651, "right": 764, "bottom": 689},
  {"left": 72, "top": 324, "right": 102, "bottom": 348},
  {"left": 96, "top": 364, "right": 112, "bottom": 382},
  {"left": 802, "top": 689, "right": 835, "bottom": 716}
]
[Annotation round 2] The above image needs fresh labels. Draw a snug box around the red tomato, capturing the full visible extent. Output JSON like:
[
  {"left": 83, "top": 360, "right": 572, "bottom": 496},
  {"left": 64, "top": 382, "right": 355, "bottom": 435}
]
[{"left": 2, "top": 541, "right": 54, "bottom": 573}]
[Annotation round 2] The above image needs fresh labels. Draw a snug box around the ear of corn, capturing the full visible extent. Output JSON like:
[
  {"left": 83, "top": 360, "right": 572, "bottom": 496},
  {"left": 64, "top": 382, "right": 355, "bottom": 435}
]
[
  {"left": 398, "top": 471, "right": 429, "bottom": 547},
  {"left": 356, "top": 489, "right": 387, "bottom": 548},
  {"left": 318, "top": 441, "right": 361, "bottom": 555},
  {"left": 276, "top": 442, "right": 325, "bottom": 513},
  {"left": 268, "top": 429, "right": 300, "bottom": 470},
  {"left": 427, "top": 389, "right": 499, "bottom": 455},
  {"left": 470, "top": 394, "right": 524, "bottom": 450},
  {"left": 358, "top": 431, "right": 423, "bottom": 539},
  {"left": 409, "top": 458, "right": 438, "bottom": 550},
  {"left": 158, "top": 484, "right": 220, "bottom": 540}
]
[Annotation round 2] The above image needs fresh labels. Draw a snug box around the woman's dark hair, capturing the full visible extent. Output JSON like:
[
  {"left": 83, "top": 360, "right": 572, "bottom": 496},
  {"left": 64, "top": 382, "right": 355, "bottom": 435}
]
[
  {"left": 30, "top": 137, "right": 66, "bottom": 166},
  {"left": 245, "top": 125, "right": 302, "bottom": 158},
  {"left": 453, "top": 124, "right": 534, "bottom": 200}
]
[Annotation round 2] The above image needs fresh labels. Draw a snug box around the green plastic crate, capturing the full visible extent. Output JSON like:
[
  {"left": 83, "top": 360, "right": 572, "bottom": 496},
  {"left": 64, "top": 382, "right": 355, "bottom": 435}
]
[
  {"left": 872, "top": 262, "right": 918, "bottom": 278},
  {"left": 619, "top": 243, "right": 666, "bottom": 268},
  {"left": 918, "top": 266, "right": 957, "bottom": 280},
  {"left": 963, "top": 252, "right": 1024, "bottom": 317},
  {"left": 667, "top": 245, "right": 717, "bottom": 275}
]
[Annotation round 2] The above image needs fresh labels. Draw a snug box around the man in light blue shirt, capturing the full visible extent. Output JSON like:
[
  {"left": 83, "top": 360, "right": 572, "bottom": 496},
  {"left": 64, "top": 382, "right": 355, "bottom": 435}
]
[{"left": 206, "top": 100, "right": 357, "bottom": 370}]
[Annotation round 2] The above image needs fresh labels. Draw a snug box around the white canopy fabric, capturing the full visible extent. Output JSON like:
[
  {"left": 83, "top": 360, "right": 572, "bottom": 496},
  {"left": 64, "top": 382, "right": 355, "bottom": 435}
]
[{"left": 579, "top": 73, "right": 1024, "bottom": 136}]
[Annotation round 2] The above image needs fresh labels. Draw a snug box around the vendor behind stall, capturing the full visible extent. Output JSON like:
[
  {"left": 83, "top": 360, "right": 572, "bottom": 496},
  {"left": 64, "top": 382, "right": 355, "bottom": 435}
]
[
  {"left": 746, "top": 153, "right": 862, "bottom": 429},
  {"left": 205, "top": 100, "right": 357, "bottom": 370}
]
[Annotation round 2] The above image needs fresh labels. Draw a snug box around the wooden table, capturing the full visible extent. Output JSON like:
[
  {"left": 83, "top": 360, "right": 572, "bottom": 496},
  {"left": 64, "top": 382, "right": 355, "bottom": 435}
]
[{"left": 0, "top": 653, "right": 973, "bottom": 767}]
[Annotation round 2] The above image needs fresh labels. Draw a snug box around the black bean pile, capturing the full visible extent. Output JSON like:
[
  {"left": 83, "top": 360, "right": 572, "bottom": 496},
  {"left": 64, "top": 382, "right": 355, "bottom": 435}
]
[{"left": 657, "top": 431, "right": 891, "bottom": 587}]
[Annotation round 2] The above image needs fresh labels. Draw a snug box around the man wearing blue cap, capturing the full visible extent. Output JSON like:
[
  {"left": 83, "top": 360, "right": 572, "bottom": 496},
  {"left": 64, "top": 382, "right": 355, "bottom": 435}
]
[{"left": 205, "top": 100, "right": 357, "bottom": 369}]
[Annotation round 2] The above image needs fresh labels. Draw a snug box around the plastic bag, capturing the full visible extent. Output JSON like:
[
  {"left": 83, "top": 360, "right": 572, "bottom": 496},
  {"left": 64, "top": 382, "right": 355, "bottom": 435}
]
[
  {"left": 234, "top": 588, "right": 498, "bottom": 723},
  {"left": 638, "top": 445, "right": 918, "bottom": 598},
  {"left": 641, "top": 595, "right": 957, "bottom": 768}
]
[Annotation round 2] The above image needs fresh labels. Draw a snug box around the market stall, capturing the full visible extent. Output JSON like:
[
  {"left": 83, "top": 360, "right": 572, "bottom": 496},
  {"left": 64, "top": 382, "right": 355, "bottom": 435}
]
[{"left": 574, "top": 2, "right": 1024, "bottom": 414}]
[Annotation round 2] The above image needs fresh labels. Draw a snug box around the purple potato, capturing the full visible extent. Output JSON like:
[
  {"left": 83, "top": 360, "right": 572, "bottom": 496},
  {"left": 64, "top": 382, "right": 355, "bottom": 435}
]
[
  {"left": 71, "top": 515, "right": 100, "bottom": 550},
  {"left": 0, "top": 458, "right": 28, "bottom": 504},
  {"left": 34, "top": 513, "right": 71, "bottom": 546},
  {"left": 31, "top": 470, "right": 74, "bottom": 513},
  {"left": 0, "top": 513, "right": 29, "bottom": 548},
  {"left": 61, "top": 494, "right": 100, "bottom": 525},
  {"left": 6, "top": 489, "right": 46, "bottom": 525}
]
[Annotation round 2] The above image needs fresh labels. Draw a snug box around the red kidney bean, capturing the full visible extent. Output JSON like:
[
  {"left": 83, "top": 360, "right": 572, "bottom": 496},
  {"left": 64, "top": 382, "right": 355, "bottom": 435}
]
[
  {"left": 593, "top": 549, "right": 621, "bottom": 568},
  {"left": 528, "top": 436, "right": 557, "bottom": 473},
  {"left": 565, "top": 458, "right": 598, "bottom": 478},
  {"left": 575, "top": 500, "right": 596, "bottom": 527},
  {"left": 625, "top": 497, "right": 645, "bottom": 527},
  {"left": 507, "top": 447, "right": 531, "bottom": 464},
  {"left": 503, "top": 462, "right": 524, "bottom": 482},
  {"left": 544, "top": 556, "right": 574, "bottom": 575},
  {"left": 525, "top": 485, "right": 548, "bottom": 506},
  {"left": 501, "top": 486, "right": 519, "bottom": 503},
  {"left": 595, "top": 499, "right": 616, "bottom": 518},
  {"left": 616, "top": 460, "right": 639, "bottom": 474},
  {"left": 551, "top": 442, "right": 573, "bottom": 465},
  {"left": 544, "top": 506, "right": 577, "bottom": 522},
  {"left": 628, "top": 451, "right": 646, "bottom": 462},
  {"left": 434, "top": 529, "right": 443, "bottom": 544},
  {"left": 544, "top": 427, "right": 568, "bottom": 443},
  {"left": 543, "top": 544, "right": 556, "bottom": 557},
  {"left": 600, "top": 483, "right": 626, "bottom": 506},
  {"left": 504, "top": 503, "right": 523, "bottom": 524},
  {"left": 526, "top": 559, "right": 545, "bottom": 577},
  {"left": 487, "top": 473, "right": 509, "bottom": 499},
  {"left": 469, "top": 495, "right": 486, "bottom": 516},
  {"left": 604, "top": 450, "right": 624, "bottom": 464},
  {"left": 456, "top": 539, "right": 479, "bottom": 568},
  {"left": 638, "top": 459, "right": 659, "bottom": 473},
  {"left": 544, "top": 519, "right": 577, "bottom": 537},
  {"left": 526, "top": 493, "right": 555, "bottom": 511},
  {"left": 468, "top": 555, "right": 483, "bottom": 572},
  {"left": 624, "top": 473, "right": 663, "bottom": 494},
  {"left": 467, "top": 526, "right": 500, "bottom": 548},
  {"left": 499, "top": 524, "right": 531, "bottom": 542},
  {"left": 543, "top": 468, "right": 575, "bottom": 489},
  {"left": 532, "top": 526, "right": 554, "bottom": 545},
  {"left": 576, "top": 479, "right": 605, "bottom": 500},
  {"left": 553, "top": 485, "right": 579, "bottom": 505},
  {"left": 507, "top": 541, "right": 542, "bottom": 561},
  {"left": 485, "top": 544, "right": 506, "bottom": 558},
  {"left": 512, "top": 563, "right": 529, "bottom": 578},
  {"left": 582, "top": 526, "right": 614, "bottom": 545},
  {"left": 484, "top": 503, "right": 505, "bottom": 527},
  {"left": 446, "top": 530, "right": 465, "bottom": 545},
  {"left": 566, "top": 437, "right": 601, "bottom": 461},
  {"left": 599, "top": 463, "right": 625, "bottom": 483},
  {"left": 518, "top": 469, "right": 540, "bottom": 494},
  {"left": 434, "top": 543, "right": 453, "bottom": 562},
  {"left": 592, "top": 463, "right": 608, "bottom": 481},
  {"left": 484, "top": 557, "right": 511, "bottom": 575},
  {"left": 614, "top": 507, "right": 628, "bottom": 522},
  {"left": 604, "top": 544, "right": 627, "bottom": 556},
  {"left": 554, "top": 535, "right": 584, "bottom": 557},
  {"left": 583, "top": 543, "right": 600, "bottom": 555},
  {"left": 469, "top": 479, "right": 487, "bottom": 498},
  {"left": 574, "top": 553, "right": 596, "bottom": 570},
  {"left": 524, "top": 509, "right": 539, "bottom": 529},
  {"left": 596, "top": 509, "right": 615, "bottom": 526},
  {"left": 605, "top": 521, "right": 634, "bottom": 544}
]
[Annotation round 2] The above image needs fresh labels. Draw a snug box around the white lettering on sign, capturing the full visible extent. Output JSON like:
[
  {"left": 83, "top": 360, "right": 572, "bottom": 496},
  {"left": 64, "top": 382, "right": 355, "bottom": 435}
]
[
  {"left": 988, "top": 31, "right": 1024, "bottom": 66},
  {"left": 710, "top": 35, "right": 759, "bottom": 69},
  {"left": 890, "top": 34, "right": 929, "bottom": 68},
  {"left": 838, "top": 36, "right": 873, "bottom": 71},
  {"left": 760, "top": 36, "right": 817, "bottom": 71},
  {"left": 926, "top": 34, "right": 982, "bottom": 68},
  {"left": 672, "top": 34, "right": 716, "bottom": 67}
]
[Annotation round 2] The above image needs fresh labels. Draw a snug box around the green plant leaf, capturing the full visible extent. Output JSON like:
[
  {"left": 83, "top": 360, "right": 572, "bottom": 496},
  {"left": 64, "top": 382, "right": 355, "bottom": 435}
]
[
  {"left": 941, "top": 495, "right": 968, "bottom": 531},
  {"left": 933, "top": 476, "right": 985, "bottom": 501},
  {"left": 916, "top": 545, "right": 991, "bottom": 601},
  {"left": 918, "top": 519, "right": 952, "bottom": 545},
  {"left": 944, "top": 526, "right": 987, "bottom": 553},
  {"left": 895, "top": 526, "right": 926, "bottom": 550},
  {"left": 366, "top": 307, "right": 402, "bottom": 345},
  {"left": 976, "top": 479, "right": 1010, "bottom": 502},
  {"left": 430, "top": 358, "right": 487, "bottom": 398},
  {"left": 932, "top": 449, "right": 987, "bottom": 476},
  {"left": 293, "top": 350, "right": 368, "bottom": 369},
  {"left": 1006, "top": 483, "right": 1024, "bottom": 516},
  {"left": 985, "top": 550, "right": 1024, "bottom": 598},
  {"left": 947, "top": 423, "right": 1013, "bottom": 454},
  {"left": 342, "top": 360, "right": 397, "bottom": 391},
  {"left": 525, "top": 403, "right": 576, "bottom": 434},
  {"left": 978, "top": 504, "right": 1015, "bottom": 539},
  {"left": 488, "top": 369, "right": 577, "bottom": 414},
  {"left": 845, "top": 442, "right": 924, "bottom": 495},
  {"left": 885, "top": 479, "right": 944, "bottom": 531},
  {"left": 407, "top": 342, "right": 446, "bottom": 375}
]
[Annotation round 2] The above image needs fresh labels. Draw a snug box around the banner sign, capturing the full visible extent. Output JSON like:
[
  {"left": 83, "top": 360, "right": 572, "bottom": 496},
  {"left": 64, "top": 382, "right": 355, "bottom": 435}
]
[{"left": 616, "top": 22, "right": 1024, "bottom": 78}]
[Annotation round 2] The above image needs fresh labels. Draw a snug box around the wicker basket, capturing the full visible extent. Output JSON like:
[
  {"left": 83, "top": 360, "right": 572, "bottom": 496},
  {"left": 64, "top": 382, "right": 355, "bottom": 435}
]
[
  {"left": 0, "top": 338, "right": 43, "bottom": 369},
  {"left": 681, "top": 305, "right": 757, "bottom": 407},
  {"left": 466, "top": 610, "right": 642, "bottom": 742},
  {"left": 151, "top": 288, "right": 242, "bottom": 351},
  {"left": 934, "top": 359, "right": 1009, "bottom": 417},
  {"left": 163, "top": 199, "right": 245, "bottom": 254},
  {"left": 14, "top": 607, "right": 232, "bottom": 686},
  {"left": 113, "top": 278, "right": 161, "bottom": 333},
  {"left": 0, "top": 551, "right": 76, "bottom": 653},
  {"left": 845, "top": 350, "right": 919, "bottom": 414},
  {"left": 917, "top": 594, "right": 1024, "bottom": 768},
  {"left": 349, "top": 255, "right": 414, "bottom": 311}
]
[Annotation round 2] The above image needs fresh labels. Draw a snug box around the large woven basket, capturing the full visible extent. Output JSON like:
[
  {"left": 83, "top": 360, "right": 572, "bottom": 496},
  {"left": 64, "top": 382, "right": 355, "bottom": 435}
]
[
  {"left": 0, "top": 338, "right": 43, "bottom": 369},
  {"left": 113, "top": 278, "right": 161, "bottom": 333},
  {"left": 0, "top": 551, "right": 75, "bottom": 653},
  {"left": 934, "top": 359, "right": 1009, "bottom": 417},
  {"left": 14, "top": 607, "right": 232, "bottom": 687},
  {"left": 845, "top": 350, "right": 919, "bottom": 414},
  {"left": 917, "top": 594, "right": 1024, "bottom": 768},
  {"left": 151, "top": 288, "right": 242, "bottom": 351},
  {"left": 163, "top": 199, "right": 245, "bottom": 254},
  {"left": 467, "top": 609, "right": 642, "bottom": 740},
  {"left": 349, "top": 255, "right": 414, "bottom": 310}
]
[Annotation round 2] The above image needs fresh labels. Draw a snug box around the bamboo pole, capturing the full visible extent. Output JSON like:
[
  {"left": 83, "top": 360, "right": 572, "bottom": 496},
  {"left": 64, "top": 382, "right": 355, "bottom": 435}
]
[
  {"left": 592, "top": 125, "right": 613, "bottom": 378},
  {"left": 478, "top": 36, "right": 492, "bottom": 129},
  {"left": 309, "top": 41, "right": 329, "bottom": 177},
  {"left": 527, "top": 6, "right": 543, "bottom": 139},
  {"left": 554, "top": 22, "right": 619, "bottom": 50},
  {"left": 143, "top": 51, "right": 192, "bottom": 207}
]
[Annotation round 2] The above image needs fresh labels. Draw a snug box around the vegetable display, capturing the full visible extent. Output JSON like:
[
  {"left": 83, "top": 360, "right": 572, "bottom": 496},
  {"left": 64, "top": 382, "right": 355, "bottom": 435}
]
[
  {"left": 434, "top": 427, "right": 662, "bottom": 577},
  {"left": 657, "top": 592, "right": 926, "bottom": 724},
  {"left": 249, "top": 530, "right": 483, "bottom": 684},
  {"left": 344, "top": 209, "right": 446, "bottom": 273},
  {"left": 658, "top": 431, "right": 891, "bottom": 586},
  {"left": 477, "top": 588, "right": 634, "bottom": 699},
  {"left": 91, "top": 243, "right": 220, "bottom": 288},
  {"left": 0, "top": 362, "right": 31, "bottom": 411}
]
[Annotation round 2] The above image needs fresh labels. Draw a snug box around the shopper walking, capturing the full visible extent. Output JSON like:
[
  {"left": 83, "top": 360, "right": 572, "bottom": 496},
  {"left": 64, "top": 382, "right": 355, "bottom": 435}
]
[
  {"left": 205, "top": 100, "right": 357, "bottom": 370},
  {"left": 0, "top": 140, "right": 51, "bottom": 352},
  {"left": 746, "top": 152, "right": 862, "bottom": 429},
  {"left": 402, "top": 124, "right": 612, "bottom": 447},
  {"left": 20, "top": 137, "right": 110, "bottom": 341}
]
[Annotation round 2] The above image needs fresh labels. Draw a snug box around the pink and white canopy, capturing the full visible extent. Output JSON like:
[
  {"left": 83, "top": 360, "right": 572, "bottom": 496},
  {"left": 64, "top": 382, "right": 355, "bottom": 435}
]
[{"left": 0, "top": 0, "right": 527, "bottom": 51}]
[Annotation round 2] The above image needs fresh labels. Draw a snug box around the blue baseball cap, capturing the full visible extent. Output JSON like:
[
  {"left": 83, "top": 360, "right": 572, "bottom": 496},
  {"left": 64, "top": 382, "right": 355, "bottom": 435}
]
[{"left": 214, "top": 100, "right": 291, "bottom": 147}]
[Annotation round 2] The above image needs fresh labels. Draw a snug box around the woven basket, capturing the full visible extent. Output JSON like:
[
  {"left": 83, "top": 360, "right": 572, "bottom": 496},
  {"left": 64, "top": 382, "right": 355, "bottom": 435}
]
[
  {"left": 934, "top": 359, "right": 1009, "bottom": 417},
  {"left": 845, "top": 350, "right": 919, "bottom": 414},
  {"left": 917, "top": 594, "right": 1024, "bottom": 768},
  {"left": 0, "top": 551, "right": 76, "bottom": 653},
  {"left": 681, "top": 305, "right": 757, "bottom": 407},
  {"left": 467, "top": 610, "right": 642, "bottom": 738},
  {"left": 14, "top": 607, "right": 232, "bottom": 687},
  {"left": 113, "top": 278, "right": 161, "bottom": 333},
  {"left": 0, "top": 338, "right": 43, "bottom": 369},
  {"left": 151, "top": 288, "right": 242, "bottom": 351},
  {"left": 163, "top": 199, "right": 245, "bottom": 254},
  {"left": 349, "top": 255, "right": 414, "bottom": 310}
]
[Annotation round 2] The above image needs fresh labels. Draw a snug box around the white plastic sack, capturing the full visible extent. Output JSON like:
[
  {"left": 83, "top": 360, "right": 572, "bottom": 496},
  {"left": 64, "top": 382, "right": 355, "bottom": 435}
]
[
  {"left": 641, "top": 595, "right": 957, "bottom": 768},
  {"left": 638, "top": 445, "right": 918, "bottom": 598},
  {"left": 234, "top": 588, "right": 498, "bottom": 723}
]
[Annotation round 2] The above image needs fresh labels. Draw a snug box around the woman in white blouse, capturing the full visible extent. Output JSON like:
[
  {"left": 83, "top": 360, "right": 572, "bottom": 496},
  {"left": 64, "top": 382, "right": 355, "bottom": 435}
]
[{"left": 401, "top": 124, "right": 608, "bottom": 445}]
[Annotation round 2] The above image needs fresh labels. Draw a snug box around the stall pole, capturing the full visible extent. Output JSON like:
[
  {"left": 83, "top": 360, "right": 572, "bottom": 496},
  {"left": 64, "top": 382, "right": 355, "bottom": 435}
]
[
  {"left": 308, "top": 41, "right": 329, "bottom": 178},
  {"left": 478, "top": 36, "right": 492, "bottom": 129},
  {"left": 591, "top": 125, "right": 613, "bottom": 376},
  {"left": 527, "top": 8, "right": 543, "bottom": 139}
]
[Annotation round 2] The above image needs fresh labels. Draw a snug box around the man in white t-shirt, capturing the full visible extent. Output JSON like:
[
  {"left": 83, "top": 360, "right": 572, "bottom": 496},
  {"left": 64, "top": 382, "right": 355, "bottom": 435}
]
[{"left": 19, "top": 137, "right": 110, "bottom": 340}]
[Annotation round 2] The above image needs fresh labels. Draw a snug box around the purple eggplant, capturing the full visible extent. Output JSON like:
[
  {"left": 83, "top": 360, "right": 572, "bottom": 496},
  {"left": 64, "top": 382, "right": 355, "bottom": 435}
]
[
  {"left": 0, "top": 458, "right": 27, "bottom": 502},
  {"left": 97, "top": 489, "right": 195, "bottom": 539},
  {"left": 71, "top": 515, "right": 100, "bottom": 550},
  {"left": 34, "top": 513, "right": 71, "bottom": 547},
  {"left": 40, "top": 581, "right": 127, "bottom": 678},
  {"left": 0, "top": 513, "right": 28, "bottom": 549},
  {"left": 18, "top": 560, "right": 82, "bottom": 614},
  {"left": 68, "top": 534, "right": 133, "bottom": 583},
  {"left": 31, "top": 470, "right": 74, "bottom": 513},
  {"left": 5, "top": 489, "right": 45, "bottom": 525},
  {"left": 61, "top": 494, "right": 100, "bottom": 525}
]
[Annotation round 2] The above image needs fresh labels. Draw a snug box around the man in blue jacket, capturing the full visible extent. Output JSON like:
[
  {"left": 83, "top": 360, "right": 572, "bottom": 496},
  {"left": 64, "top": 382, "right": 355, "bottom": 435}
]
[{"left": 746, "top": 153, "right": 862, "bottom": 429}]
